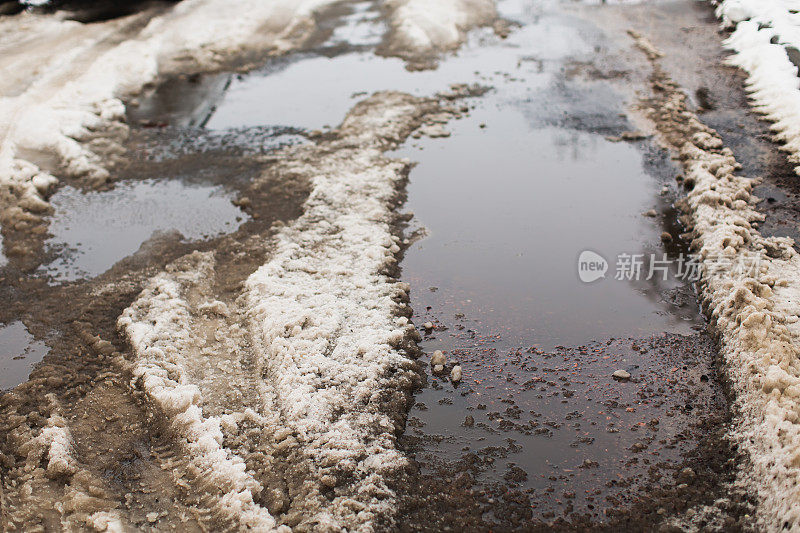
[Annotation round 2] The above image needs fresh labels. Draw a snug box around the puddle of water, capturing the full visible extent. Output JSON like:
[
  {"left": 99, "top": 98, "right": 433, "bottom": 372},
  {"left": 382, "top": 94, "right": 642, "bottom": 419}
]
[
  {"left": 399, "top": 114, "right": 698, "bottom": 347},
  {"left": 41, "top": 179, "right": 246, "bottom": 282},
  {"left": 204, "top": 8, "right": 593, "bottom": 131},
  {"left": 0, "top": 321, "right": 48, "bottom": 391},
  {"left": 0, "top": 232, "right": 6, "bottom": 268}
]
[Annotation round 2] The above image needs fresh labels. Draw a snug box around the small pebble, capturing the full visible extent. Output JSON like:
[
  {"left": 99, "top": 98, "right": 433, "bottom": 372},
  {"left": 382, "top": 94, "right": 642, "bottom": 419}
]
[
  {"left": 463, "top": 415, "right": 475, "bottom": 427},
  {"left": 423, "top": 322, "right": 434, "bottom": 331},
  {"left": 451, "top": 365, "right": 462, "bottom": 383},
  {"left": 431, "top": 350, "right": 446, "bottom": 366},
  {"left": 643, "top": 209, "right": 658, "bottom": 218},
  {"left": 660, "top": 232, "right": 673, "bottom": 243},
  {"left": 146, "top": 513, "right": 158, "bottom": 524},
  {"left": 612, "top": 369, "right": 631, "bottom": 380},
  {"left": 678, "top": 467, "right": 696, "bottom": 482},
  {"left": 433, "top": 364, "right": 444, "bottom": 373}
]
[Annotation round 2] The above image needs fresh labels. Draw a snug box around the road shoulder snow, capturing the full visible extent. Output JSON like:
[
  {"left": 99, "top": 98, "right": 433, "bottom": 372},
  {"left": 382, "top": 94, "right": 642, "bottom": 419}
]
[{"left": 633, "top": 31, "right": 800, "bottom": 532}]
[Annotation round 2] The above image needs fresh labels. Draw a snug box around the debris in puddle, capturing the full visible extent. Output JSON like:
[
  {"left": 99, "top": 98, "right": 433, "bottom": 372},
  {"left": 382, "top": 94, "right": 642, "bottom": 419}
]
[
  {"left": 415, "top": 124, "right": 451, "bottom": 138},
  {"left": 612, "top": 369, "right": 631, "bottom": 381}
]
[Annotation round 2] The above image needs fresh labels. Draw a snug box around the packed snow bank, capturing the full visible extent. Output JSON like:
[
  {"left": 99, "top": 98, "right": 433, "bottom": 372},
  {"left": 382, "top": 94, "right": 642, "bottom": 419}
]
[
  {"left": 116, "top": 91, "right": 456, "bottom": 530},
  {"left": 0, "top": 0, "right": 336, "bottom": 239},
  {"left": 379, "top": 0, "right": 498, "bottom": 68},
  {"left": 637, "top": 35, "right": 800, "bottom": 532},
  {"left": 713, "top": 1, "right": 800, "bottom": 176}
]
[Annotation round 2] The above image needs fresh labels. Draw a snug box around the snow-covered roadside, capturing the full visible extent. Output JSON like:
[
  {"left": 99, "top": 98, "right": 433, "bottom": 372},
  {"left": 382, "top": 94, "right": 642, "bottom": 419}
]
[
  {"left": 379, "top": 0, "right": 498, "bottom": 69},
  {"left": 115, "top": 91, "right": 457, "bottom": 530},
  {"left": 634, "top": 34, "right": 800, "bottom": 532},
  {"left": 0, "top": 0, "right": 337, "bottom": 237},
  {"left": 712, "top": 1, "right": 800, "bottom": 176}
]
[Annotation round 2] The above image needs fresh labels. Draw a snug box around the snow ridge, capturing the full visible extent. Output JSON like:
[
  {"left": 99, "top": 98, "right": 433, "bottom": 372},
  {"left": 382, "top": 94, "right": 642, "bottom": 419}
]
[
  {"left": 119, "top": 252, "right": 280, "bottom": 531},
  {"left": 637, "top": 37, "right": 800, "bottom": 531},
  {"left": 242, "top": 92, "right": 432, "bottom": 530}
]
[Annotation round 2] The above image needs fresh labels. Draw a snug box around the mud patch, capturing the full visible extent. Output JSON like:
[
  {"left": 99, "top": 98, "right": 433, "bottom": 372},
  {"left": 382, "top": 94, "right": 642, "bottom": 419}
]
[{"left": 394, "top": 328, "right": 749, "bottom": 530}]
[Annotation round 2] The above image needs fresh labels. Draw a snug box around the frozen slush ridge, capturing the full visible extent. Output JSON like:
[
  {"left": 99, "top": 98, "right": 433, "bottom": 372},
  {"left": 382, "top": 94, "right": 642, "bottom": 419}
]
[
  {"left": 641, "top": 38, "right": 800, "bottom": 530},
  {"left": 119, "top": 252, "right": 279, "bottom": 531},
  {"left": 242, "top": 92, "right": 431, "bottom": 530},
  {"left": 714, "top": 0, "right": 800, "bottom": 176}
]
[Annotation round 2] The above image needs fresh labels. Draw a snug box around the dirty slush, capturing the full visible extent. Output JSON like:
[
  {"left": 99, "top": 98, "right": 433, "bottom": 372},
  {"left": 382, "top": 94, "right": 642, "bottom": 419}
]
[{"left": 2, "top": 0, "right": 800, "bottom": 531}]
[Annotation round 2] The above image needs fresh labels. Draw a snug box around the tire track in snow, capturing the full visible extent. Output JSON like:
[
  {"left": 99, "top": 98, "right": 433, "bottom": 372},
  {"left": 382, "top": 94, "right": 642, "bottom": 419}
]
[{"left": 116, "top": 91, "right": 464, "bottom": 530}]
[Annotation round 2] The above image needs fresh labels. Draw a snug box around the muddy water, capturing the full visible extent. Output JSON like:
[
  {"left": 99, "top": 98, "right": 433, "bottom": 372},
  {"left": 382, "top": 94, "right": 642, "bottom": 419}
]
[
  {"left": 385, "top": 5, "right": 731, "bottom": 528},
  {"left": 40, "top": 179, "right": 246, "bottom": 282},
  {"left": 394, "top": 107, "right": 713, "bottom": 521},
  {"left": 0, "top": 321, "right": 48, "bottom": 390}
]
